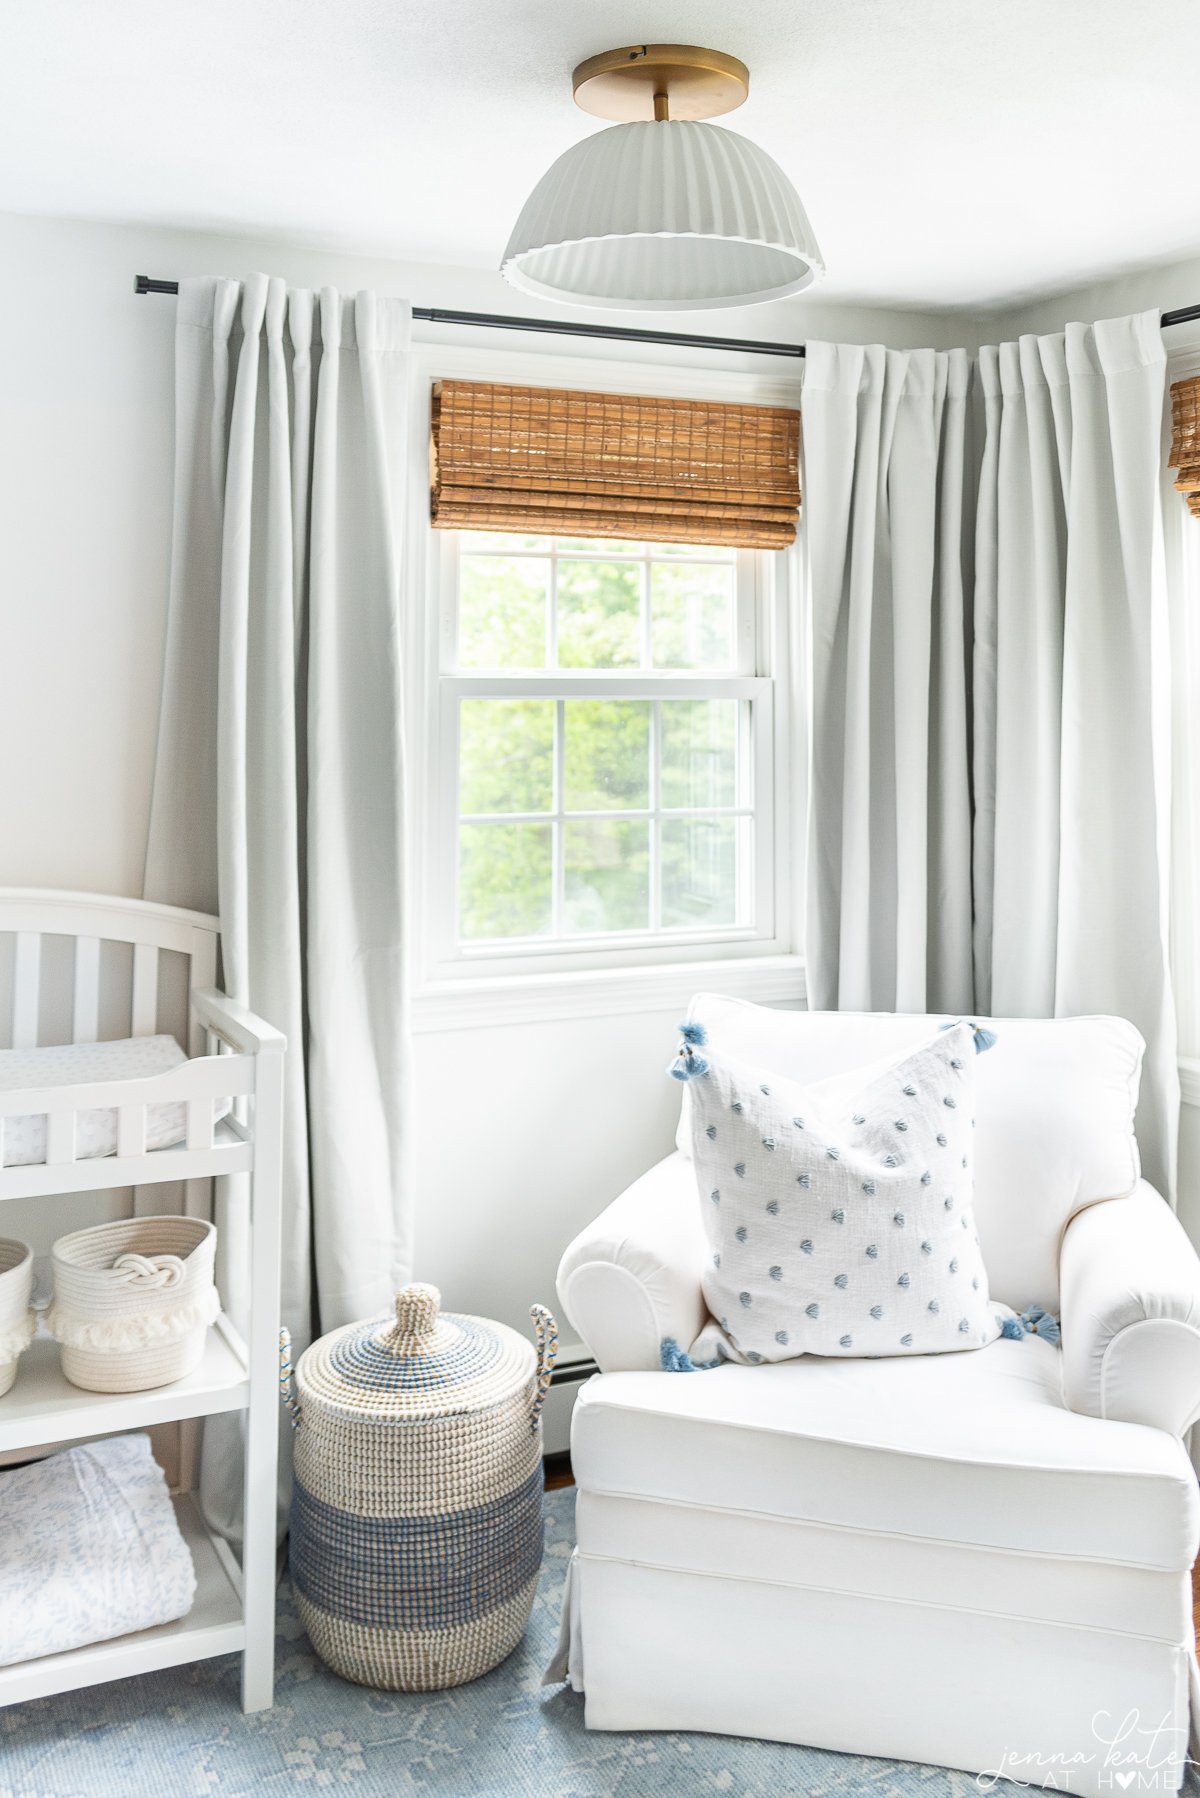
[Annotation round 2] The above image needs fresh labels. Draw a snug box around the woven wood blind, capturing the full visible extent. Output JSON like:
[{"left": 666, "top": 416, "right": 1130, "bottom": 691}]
[
  {"left": 1170, "top": 377, "right": 1200, "bottom": 517},
  {"left": 430, "top": 380, "right": 800, "bottom": 549}
]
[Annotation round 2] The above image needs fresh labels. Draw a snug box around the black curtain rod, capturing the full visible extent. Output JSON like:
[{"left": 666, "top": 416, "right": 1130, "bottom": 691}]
[
  {"left": 134, "top": 276, "right": 804, "bottom": 358},
  {"left": 133, "top": 276, "right": 1200, "bottom": 349}
]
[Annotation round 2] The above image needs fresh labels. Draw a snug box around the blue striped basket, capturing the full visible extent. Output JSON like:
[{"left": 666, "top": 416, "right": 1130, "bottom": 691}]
[{"left": 281, "top": 1283, "right": 556, "bottom": 1691}]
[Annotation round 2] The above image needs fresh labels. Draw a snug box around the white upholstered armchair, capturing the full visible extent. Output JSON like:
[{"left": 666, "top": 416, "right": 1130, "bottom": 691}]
[{"left": 552, "top": 999, "right": 1200, "bottom": 1797}]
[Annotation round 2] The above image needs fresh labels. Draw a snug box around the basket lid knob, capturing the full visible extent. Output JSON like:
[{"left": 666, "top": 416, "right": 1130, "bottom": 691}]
[{"left": 381, "top": 1282, "right": 441, "bottom": 1356}]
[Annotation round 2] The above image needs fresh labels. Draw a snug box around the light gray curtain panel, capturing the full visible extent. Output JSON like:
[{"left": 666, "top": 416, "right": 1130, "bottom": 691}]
[
  {"left": 803, "top": 313, "right": 1176, "bottom": 1199},
  {"left": 973, "top": 311, "right": 1176, "bottom": 1196},
  {"left": 144, "top": 275, "right": 413, "bottom": 1531},
  {"left": 801, "top": 342, "right": 974, "bottom": 1016}
]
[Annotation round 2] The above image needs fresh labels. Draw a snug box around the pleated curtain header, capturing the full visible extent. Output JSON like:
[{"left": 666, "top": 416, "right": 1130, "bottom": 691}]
[
  {"left": 1170, "top": 376, "right": 1200, "bottom": 517},
  {"left": 429, "top": 379, "right": 801, "bottom": 548},
  {"left": 175, "top": 274, "right": 413, "bottom": 353}
]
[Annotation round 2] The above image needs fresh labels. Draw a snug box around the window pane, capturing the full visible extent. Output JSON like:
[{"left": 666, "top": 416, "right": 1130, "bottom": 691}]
[
  {"left": 565, "top": 820, "right": 649, "bottom": 934},
  {"left": 660, "top": 700, "right": 737, "bottom": 810},
  {"left": 556, "top": 559, "right": 641, "bottom": 669},
  {"left": 651, "top": 562, "right": 735, "bottom": 669},
  {"left": 459, "top": 555, "right": 548, "bottom": 668},
  {"left": 563, "top": 700, "right": 651, "bottom": 811},
  {"left": 661, "top": 817, "right": 738, "bottom": 928},
  {"left": 460, "top": 821, "right": 552, "bottom": 940},
  {"left": 459, "top": 699, "right": 553, "bottom": 814}
]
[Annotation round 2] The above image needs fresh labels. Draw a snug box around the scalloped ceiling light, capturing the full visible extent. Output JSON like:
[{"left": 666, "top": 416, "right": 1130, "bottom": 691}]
[{"left": 501, "top": 43, "right": 824, "bottom": 312}]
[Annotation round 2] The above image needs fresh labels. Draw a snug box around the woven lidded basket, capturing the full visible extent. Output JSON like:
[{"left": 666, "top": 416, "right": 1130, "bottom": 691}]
[
  {"left": 282, "top": 1282, "right": 557, "bottom": 1692},
  {"left": 46, "top": 1215, "right": 219, "bottom": 1393}
]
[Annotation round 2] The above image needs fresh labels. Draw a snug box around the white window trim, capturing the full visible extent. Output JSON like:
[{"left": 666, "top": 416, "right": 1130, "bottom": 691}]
[{"left": 402, "top": 338, "right": 807, "bottom": 1028}]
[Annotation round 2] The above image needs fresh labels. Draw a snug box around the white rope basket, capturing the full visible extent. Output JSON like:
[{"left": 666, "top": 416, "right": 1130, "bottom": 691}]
[
  {"left": 0, "top": 1238, "right": 35, "bottom": 1399},
  {"left": 47, "top": 1215, "right": 219, "bottom": 1393}
]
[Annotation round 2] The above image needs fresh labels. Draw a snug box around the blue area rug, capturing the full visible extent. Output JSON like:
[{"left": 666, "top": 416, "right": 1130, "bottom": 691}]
[{"left": 1, "top": 1487, "right": 1193, "bottom": 1797}]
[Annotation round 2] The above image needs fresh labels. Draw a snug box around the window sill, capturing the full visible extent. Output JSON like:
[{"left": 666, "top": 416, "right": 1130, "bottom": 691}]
[{"left": 411, "top": 953, "right": 806, "bottom": 1034}]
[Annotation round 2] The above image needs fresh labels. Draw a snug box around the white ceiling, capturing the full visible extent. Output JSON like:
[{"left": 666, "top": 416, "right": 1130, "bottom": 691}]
[{"left": 3, "top": 0, "right": 1198, "bottom": 313}]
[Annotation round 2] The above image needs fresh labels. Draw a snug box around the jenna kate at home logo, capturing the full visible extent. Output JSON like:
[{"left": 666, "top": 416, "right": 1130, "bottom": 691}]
[{"left": 976, "top": 1711, "right": 1191, "bottom": 1792}]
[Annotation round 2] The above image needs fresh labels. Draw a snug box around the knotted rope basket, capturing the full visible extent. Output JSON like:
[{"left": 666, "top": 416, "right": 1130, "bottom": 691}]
[
  {"left": 46, "top": 1215, "right": 218, "bottom": 1393},
  {"left": 0, "top": 1238, "right": 35, "bottom": 1398},
  {"left": 281, "top": 1282, "right": 557, "bottom": 1691}
]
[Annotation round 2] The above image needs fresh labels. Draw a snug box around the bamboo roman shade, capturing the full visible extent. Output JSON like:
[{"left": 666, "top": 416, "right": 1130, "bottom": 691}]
[
  {"left": 430, "top": 380, "right": 800, "bottom": 549},
  {"left": 1170, "top": 377, "right": 1200, "bottom": 517}
]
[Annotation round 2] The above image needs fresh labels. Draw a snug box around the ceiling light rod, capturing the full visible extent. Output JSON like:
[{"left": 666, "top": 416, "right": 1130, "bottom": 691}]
[{"left": 132, "top": 278, "right": 808, "bottom": 359}]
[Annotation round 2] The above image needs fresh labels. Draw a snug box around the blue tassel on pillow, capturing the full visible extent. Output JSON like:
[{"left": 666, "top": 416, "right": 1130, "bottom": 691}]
[
  {"left": 997, "top": 1305, "right": 1062, "bottom": 1344},
  {"left": 1020, "top": 1303, "right": 1061, "bottom": 1346},
  {"left": 660, "top": 1337, "right": 721, "bottom": 1372},
  {"left": 939, "top": 1019, "right": 998, "bottom": 1054},
  {"left": 667, "top": 1019, "right": 710, "bottom": 1080}
]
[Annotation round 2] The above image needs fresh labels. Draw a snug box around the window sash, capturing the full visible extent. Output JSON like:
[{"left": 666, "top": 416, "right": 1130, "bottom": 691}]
[
  {"left": 431, "top": 676, "right": 774, "bottom": 968},
  {"left": 441, "top": 536, "right": 759, "bottom": 678},
  {"left": 420, "top": 527, "right": 788, "bottom": 981}
]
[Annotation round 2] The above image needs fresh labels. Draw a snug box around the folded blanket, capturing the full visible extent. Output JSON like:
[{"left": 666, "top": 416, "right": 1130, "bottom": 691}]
[{"left": 0, "top": 1433, "right": 195, "bottom": 1665}]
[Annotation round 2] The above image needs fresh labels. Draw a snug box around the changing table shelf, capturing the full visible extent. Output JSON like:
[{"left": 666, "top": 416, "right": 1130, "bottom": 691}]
[
  {"left": 0, "top": 1317, "right": 249, "bottom": 1455},
  {"left": 0, "top": 889, "right": 285, "bottom": 1715},
  {"left": 0, "top": 1495, "right": 244, "bottom": 1706}
]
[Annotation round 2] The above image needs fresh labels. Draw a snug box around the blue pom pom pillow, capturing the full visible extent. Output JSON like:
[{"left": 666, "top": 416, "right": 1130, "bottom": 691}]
[{"left": 680, "top": 1021, "right": 1005, "bottom": 1364}]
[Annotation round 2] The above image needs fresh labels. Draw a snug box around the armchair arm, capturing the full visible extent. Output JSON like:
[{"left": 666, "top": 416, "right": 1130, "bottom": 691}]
[
  {"left": 1059, "top": 1179, "right": 1200, "bottom": 1435},
  {"left": 556, "top": 1152, "right": 707, "bottom": 1373}
]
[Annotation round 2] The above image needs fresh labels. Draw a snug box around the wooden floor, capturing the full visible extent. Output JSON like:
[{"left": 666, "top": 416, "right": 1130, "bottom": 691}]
[
  {"left": 551, "top": 1452, "right": 1200, "bottom": 1651},
  {"left": 544, "top": 1451, "right": 574, "bottom": 1492}
]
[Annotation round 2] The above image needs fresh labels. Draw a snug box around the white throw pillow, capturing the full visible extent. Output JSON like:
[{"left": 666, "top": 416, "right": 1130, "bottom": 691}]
[
  {"left": 675, "top": 995, "right": 1143, "bottom": 1313},
  {"left": 681, "top": 1021, "right": 1004, "bottom": 1364}
]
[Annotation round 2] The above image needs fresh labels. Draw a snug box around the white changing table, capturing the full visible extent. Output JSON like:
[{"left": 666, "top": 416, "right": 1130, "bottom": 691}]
[{"left": 0, "top": 889, "right": 284, "bottom": 1713}]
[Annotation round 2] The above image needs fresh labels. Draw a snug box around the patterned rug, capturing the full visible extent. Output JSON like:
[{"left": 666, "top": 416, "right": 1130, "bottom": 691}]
[{"left": 0, "top": 1488, "right": 1192, "bottom": 1798}]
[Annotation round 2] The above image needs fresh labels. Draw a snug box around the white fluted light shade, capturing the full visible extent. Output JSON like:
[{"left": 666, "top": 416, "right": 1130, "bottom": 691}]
[{"left": 502, "top": 120, "right": 824, "bottom": 311}]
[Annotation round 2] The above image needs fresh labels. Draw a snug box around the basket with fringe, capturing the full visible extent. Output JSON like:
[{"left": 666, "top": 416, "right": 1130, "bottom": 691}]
[
  {"left": 282, "top": 1282, "right": 557, "bottom": 1692},
  {"left": 46, "top": 1215, "right": 219, "bottom": 1393},
  {"left": 0, "top": 1238, "right": 35, "bottom": 1399}
]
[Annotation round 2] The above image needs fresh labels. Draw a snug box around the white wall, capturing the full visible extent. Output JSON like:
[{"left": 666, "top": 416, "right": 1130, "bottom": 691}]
[
  {"left": 981, "top": 251, "right": 1200, "bottom": 343},
  {"left": 0, "top": 209, "right": 963, "bottom": 1351}
]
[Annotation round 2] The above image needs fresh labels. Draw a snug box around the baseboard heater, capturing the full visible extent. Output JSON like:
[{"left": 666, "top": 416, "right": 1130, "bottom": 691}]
[{"left": 551, "top": 1355, "right": 598, "bottom": 1388}]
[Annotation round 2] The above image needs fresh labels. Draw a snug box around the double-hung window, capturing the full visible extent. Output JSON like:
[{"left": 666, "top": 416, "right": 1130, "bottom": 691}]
[{"left": 425, "top": 528, "right": 786, "bottom": 977}]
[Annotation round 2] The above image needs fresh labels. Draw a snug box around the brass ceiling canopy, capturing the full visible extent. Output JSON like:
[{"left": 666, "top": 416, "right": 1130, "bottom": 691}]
[{"left": 571, "top": 44, "right": 750, "bottom": 124}]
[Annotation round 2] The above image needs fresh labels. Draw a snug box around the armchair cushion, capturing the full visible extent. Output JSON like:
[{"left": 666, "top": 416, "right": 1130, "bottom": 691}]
[
  {"left": 570, "top": 1341, "right": 1199, "bottom": 1572},
  {"left": 1060, "top": 1179, "right": 1200, "bottom": 1435}
]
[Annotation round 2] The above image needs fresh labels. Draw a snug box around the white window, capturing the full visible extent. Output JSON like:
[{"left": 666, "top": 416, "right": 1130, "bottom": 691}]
[{"left": 421, "top": 528, "right": 793, "bottom": 981}]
